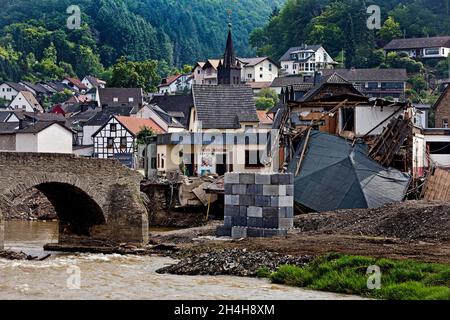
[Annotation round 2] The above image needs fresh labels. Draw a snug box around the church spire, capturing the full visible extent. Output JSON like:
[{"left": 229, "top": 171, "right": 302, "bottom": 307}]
[
  {"left": 218, "top": 23, "right": 241, "bottom": 85},
  {"left": 223, "top": 23, "right": 236, "bottom": 68}
]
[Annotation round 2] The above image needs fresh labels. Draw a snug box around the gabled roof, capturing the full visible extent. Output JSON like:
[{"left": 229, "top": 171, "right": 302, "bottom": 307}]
[
  {"left": 384, "top": 36, "right": 450, "bottom": 50},
  {"left": 203, "top": 59, "right": 221, "bottom": 70},
  {"left": 433, "top": 85, "right": 450, "bottom": 111},
  {"left": 159, "top": 74, "right": 182, "bottom": 88},
  {"left": 151, "top": 105, "right": 184, "bottom": 128},
  {"left": 320, "top": 68, "right": 408, "bottom": 82},
  {"left": 257, "top": 110, "right": 273, "bottom": 125},
  {"left": 150, "top": 94, "right": 194, "bottom": 128},
  {"left": 17, "top": 121, "right": 74, "bottom": 134},
  {"left": 299, "top": 76, "right": 363, "bottom": 103},
  {"left": 280, "top": 45, "right": 323, "bottom": 61},
  {"left": 85, "top": 106, "right": 133, "bottom": 126},
  {"left": 98, "top": 88, "right": 143, "bottom": 107},
  {"left": 45, "top": 81, "right": 73, "bottom": 92},
  {"left": 14, "top": 91, "right": 43, "bottom": 111},
  {"left": 0, "top": 111, "right": 11, "bottom": 122},
  {"left": 0, "top": 122, "right": 19, "bottom": 134},
  {"left": 115, "top": 116, "right": 165, "bottom": 135},
  {"left": 271, "top": 76, "right": 306, "bottom": 88},
  {"left": 194, "top": 62, "right": 206, "bottom": 69},
  {"left": 239, "top": 57, "right": 270, "bottom": 67},
  {"left": 2, "top": 82, "right": 28, "bottom": 92},
  {"left": 192, "top": 84, "right": 259, "bottom": 129},
  {"left": 64, "top": 77, "right": 88, "bottom": 90},
  {"left": 20, "top": 81, "right": 51, "bottom": 94},
  {"left": 84, "top": 76, "right": 106, "bottom": 87},
  {"left": 247, "top": 82, "right": 273, "bottom": 90}
]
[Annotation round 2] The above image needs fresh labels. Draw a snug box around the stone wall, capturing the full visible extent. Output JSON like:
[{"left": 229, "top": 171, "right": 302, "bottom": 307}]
[
  {"left": 217, "top": 172, "right": 294, "bottom": 238},
  {"left": 0, "top": 152, "right": 148, "bottom": 247}
]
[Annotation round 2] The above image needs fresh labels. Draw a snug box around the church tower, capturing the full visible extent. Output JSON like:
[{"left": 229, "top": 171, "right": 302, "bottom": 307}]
[{"left": 218, "top": 24, "right": 242, "bottom": 85}]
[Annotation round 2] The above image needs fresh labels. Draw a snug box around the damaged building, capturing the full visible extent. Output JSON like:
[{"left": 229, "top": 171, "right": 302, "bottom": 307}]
[{"left": 270, "top": 72, "right": 429, "bottom": 212}]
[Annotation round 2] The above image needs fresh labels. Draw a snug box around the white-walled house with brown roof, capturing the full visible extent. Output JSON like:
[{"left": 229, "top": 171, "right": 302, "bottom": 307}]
[
  {"left": 384, "top": 36, "right": 450, "bottom": 59},
  {"left": 8, "top": 91, "right": 44, "bottom": 112}
]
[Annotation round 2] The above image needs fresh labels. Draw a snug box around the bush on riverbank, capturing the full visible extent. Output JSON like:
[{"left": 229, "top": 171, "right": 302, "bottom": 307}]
[{"left": 258, "top": 253, "right": 450, "bottom": 300}]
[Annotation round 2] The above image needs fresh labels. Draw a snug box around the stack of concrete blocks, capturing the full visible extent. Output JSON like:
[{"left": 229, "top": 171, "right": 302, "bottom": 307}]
[{"left": 217, "top": 172, "right": 294, "bottom": 238}]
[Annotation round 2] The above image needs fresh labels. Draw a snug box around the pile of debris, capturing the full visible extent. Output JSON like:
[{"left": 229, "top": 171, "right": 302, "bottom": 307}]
[
  {"left": 5, "top": 188, "right": 57, "bottom": 221},
  {"left": 156, "top": 248, "right": 313, "bottom": 277},
  {"left": 294, "top": 201, "right": 450, "bottom": 243},
  {"left": 0, "top": 250, "right": 49, "bottom": 261},
  {"left": 141, "top": 172, "right": 224, "bottom": 227}
]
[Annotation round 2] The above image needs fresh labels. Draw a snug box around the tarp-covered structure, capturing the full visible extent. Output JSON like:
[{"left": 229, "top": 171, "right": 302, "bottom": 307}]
[{"left": 287, "top": 131, "right": 411, "bottom": 212}]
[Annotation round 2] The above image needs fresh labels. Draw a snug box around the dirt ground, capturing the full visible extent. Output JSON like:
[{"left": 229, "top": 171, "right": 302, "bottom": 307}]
[{"left": 150, "top": 201, "right": 450, "bottom": 265}]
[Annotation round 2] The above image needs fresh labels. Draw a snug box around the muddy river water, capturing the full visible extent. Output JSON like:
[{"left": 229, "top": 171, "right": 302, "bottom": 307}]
[{"left": 0, "top": 221, "right": 362, "bottom": 300}]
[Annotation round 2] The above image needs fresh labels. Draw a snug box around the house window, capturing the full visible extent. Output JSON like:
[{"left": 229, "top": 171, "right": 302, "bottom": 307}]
[
  {"left": 157, "top": 154, "right": 160, "bottom": 168},
  {"left": 245, "top": 150, "right": 264, "bottom": 168},
  {"left": 248, "top": 74, "right": 252, "bottom": 79},
  {"left": 197, "top": 70, "right": 201, "bottom": 74},
  {"left": 284, "top": 65, "right": 289, "bottom": 69},
  {"left": 260, "top": 74, "right": 263, "bottom": 78},
  {"left": 110, "top": 124, "right": 117, "bottom": 132},
  {"left": 260, "top": 67, "right": 263, "bottom": 71},
  {"left": 428, "top": 142, "right": 450, "bottom": 154},
  {"left": 269, "top": 64, "right": 272, "bottom": 71},
  {"left": 107, "top": 138, "right": 114, "bottom": 148},
  {"left": 120, "top": 137, "right": 127, "bottom": 148},
  {"left": 444, "top": 119, "right": 449, "bottom": 128},
  {"left": 128, "top": 97, "right": 134, "bottom": 103},
  {"left": 425, "top": 48, "right": 439, "bottom": 55},
  {"left": 293, "top": 64, "right": 298, "bottom": 70},
  {"left": 113, "top": 97, "right": 119, "bottom": 102}
]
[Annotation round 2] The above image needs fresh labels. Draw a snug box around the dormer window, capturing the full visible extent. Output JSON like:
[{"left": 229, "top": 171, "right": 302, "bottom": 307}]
[
  {"left": 113, "top": 97, "right": 119, "bottom": 102},
  {"left": 128, "top": 97, "right": 134, "bottom": 103}
]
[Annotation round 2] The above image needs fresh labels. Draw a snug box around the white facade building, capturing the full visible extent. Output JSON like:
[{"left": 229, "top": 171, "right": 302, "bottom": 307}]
[
  {"left": 0, "top": 82, "right": 28, "bottom": 101},
  {"left": 15, "top": 122, "right": 73, "bottom": 154},
  {"left": 384, "top": 36, "right": 450, "bottom": 59},
  {"left": 240, "top": 57, "right": 279, "bottom": 83},
  {"left": 8, "top": 91, "right": 44, "bottom": 112},
  {"left": 280, "top": 45, "right": 336, "bottom": 76}
]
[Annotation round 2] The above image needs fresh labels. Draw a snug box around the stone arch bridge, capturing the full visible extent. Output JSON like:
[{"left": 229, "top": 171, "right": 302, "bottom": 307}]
[{"left": 0, "top": 152, "right": 148, "bottom": 250}]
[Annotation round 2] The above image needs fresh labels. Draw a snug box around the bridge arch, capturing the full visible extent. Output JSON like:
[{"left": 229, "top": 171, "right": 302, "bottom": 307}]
[{"left": 0, "top": 152, "right": 149, "bottom": 249}]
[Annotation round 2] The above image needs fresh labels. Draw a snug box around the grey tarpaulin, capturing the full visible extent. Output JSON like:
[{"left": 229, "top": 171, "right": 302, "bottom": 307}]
[{"left": 287, "top": 131, "right": 411, "bottom": 212}]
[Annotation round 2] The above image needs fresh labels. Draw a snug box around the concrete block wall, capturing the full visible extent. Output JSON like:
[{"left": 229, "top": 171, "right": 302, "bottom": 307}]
[{"left": 217, "top": 173, "right": 294, "bottom": 238}]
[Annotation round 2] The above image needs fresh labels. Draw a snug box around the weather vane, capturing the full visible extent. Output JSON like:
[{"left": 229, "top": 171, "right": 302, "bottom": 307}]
[{"left": 226, "top": 0, "right": 237, "bottom": 26}]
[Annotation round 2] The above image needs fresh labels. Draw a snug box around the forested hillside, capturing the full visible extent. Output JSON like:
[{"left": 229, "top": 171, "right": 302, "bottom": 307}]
[
  {"left": 0, "top": 0, "right": 283, "bottom": 81},
  {"left": 251, "top": 0, "right": 450, "bottom": 70}
]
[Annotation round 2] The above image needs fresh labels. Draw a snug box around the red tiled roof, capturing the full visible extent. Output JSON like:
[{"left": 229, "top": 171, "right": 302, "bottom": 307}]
[
  {"left": 257, "top": 110, "right": 273, "bottom": 125},
  {"left": 116, "top": 116, "right": 165, "bottom": 135},
  {"left": 159, "top": 74, "right": 181, "bottom": 87}
]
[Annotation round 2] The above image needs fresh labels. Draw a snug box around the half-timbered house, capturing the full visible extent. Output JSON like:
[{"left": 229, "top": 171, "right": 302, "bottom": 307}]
[{"left": 92, "top": 115, "right": 165, "bottom": 168}]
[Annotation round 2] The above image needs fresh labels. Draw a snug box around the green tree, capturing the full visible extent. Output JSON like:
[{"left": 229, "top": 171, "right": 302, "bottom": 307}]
[
  {"left": 408, "top": 74, "right": 427, "bottom": 92},
  {"left": 379, "top": 16, "right": 402, "bottom": 44},
  {"left": 51, "top": 89, "right": 74, "bottom": 104},
  {"left": 137, "top": 126, "right": 156, "bottom": 145},
  {"left": 108, "top": 57, "right": 161, "bottom": 93},
  {"left": 255, "top": 97, "right": 276, "bottom": 110}
]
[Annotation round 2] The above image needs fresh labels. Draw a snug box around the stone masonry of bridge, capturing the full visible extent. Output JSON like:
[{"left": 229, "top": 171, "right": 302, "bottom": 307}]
[{"left": 0, "top": 152, "right": 149, "bottom": 250}]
